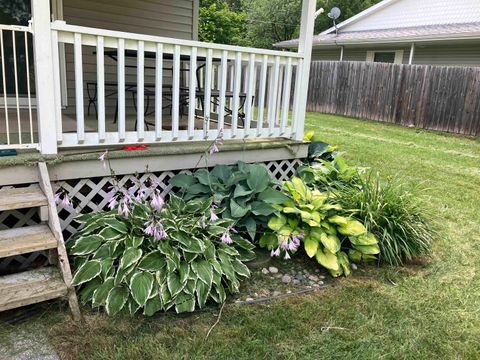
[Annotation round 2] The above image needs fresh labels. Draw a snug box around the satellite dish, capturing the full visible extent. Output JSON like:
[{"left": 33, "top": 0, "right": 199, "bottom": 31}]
[{"left": 328, "top": 7, "right": 341, "bottom": 20}]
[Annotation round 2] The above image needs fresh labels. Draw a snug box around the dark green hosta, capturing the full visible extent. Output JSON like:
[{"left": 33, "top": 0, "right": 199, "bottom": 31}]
[
  {"left": 68, "top": 196, "right": 255, "bottom": 316},
  {"left": 170, "top": 162, "right": 289, "bottom": 240}
]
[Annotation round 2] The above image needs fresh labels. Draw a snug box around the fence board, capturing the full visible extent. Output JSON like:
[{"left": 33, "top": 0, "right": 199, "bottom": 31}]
[{"left": 307, "top": 61, "right": 480, "bottom": 136}]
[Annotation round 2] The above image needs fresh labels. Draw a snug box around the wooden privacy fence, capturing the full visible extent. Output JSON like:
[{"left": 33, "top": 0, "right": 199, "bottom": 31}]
[{"left": 307, "top": 61, "right": 480, "bottom": 136}]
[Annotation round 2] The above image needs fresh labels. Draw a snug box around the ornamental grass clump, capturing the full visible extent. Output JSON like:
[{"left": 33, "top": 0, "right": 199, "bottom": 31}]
[
  {"left": 68, "top": 193, "right": 255, "bottom": 316},
  {"left": 333, "top": 172, "right": 434, "bottom": 266}
]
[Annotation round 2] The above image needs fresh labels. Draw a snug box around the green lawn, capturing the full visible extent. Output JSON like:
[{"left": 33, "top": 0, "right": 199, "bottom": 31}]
[{"left": 3, "top": 113, "right": 480, "bottom": 360}]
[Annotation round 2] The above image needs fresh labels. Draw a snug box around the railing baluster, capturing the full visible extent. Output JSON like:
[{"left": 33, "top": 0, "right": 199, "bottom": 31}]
[
  {"left": 276, "top": 65, "right": 284, "bottom": 126},
  {"left": 172, "top": 45, "right": 180, "bottom": 139},
  {"left": 281, "top": 57, "right": 293, "bottom": 134},
  {"left": 291, "top": 60, "right": 303, "bottom": 137},
  {"left": 24, "top": 32, "right": 33, "bottom": 143},
  {"left": 231, "top": 52, "right": 242, "bottom": 136},
  {"left": 203, "top": 48, "right": 212, "bottom": 136},
  {"left": 74, "top": 33, "right": 84, "bottom": 143},
  {"left": 267, "top": 56, "right": 280, "bottom": 135},
  {"left": 218, "top": 50, "right": 228, "bottom": 132},
  {"left": 51, "top": 30, "right": 63, "bottom": 143},
  {"left": 188, "top": 47, "right": 197, "bottom": 139},
  {"left": 96, "top": 35, "right": 105, "bottom": 142},
  {"left": 117, "top": 38, "right": 125, "bottom": 141},
  {"left": 0, "top": 30, "right": 10, "bottom": 145},
  {"left": 137, "top": 40, "right": 144, "bottom": 140},
  {"left": 12, "top": 31, "right": 21, "bottom": 144},
  {"left": 155, "top": 43, "right": 163, "bottom": 140},
  {"left": 244, "top": 53, "right": 255, "bottom": 133},
  {"left": 257, "top": 55, "right": 268, "bottom": 137}
]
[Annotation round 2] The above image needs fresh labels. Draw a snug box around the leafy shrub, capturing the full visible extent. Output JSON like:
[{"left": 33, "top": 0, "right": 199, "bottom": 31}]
[
  {"left": 260, "top": 177, "right": 380, "bottom": 277},
  {"left": 298, "top": 141, "right": 433, "bottom": 266},
  {"left": 69, "top": 195, "right": 255, "bottom": 316},
  {"left": 170, "top": 162, "right": 288, "bottom": 240}
]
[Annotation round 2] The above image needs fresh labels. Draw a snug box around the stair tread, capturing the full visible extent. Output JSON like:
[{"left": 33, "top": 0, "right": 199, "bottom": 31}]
[
  {"left": 0, "top": 185, "right": 47, "bottom": 211},
  {"left": 0, "top": 225, "right": 58, "bottom": 259},
  {"left": 0, "top": 267, "right": 68, "bottom": 312}
]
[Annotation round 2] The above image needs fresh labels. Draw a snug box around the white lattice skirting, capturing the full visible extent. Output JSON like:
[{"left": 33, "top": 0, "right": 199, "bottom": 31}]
[{"left": 0, "top": 159, "right": 302, "bottom": 273}]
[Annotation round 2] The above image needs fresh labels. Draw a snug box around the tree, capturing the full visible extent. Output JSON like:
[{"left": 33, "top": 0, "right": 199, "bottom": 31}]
[
  {"left": 199, "top": 0, "right": 247, "bottom": 45},
  {"left": 241, "top": 0, "right": 382, "bottom": 49}
]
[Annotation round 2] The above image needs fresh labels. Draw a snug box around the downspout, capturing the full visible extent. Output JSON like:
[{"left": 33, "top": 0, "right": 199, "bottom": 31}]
[{"left": 408, "top": 42, "right": 415, "bottom": 64}]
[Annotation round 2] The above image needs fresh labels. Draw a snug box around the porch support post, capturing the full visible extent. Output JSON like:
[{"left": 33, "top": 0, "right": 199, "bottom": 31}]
[
  {"left": 293, "top": 0, "right": 316, "bottom": 141},
  {"left": 31, "top": 0, "right": 58, "bottom": 154},
  {"left": 339, "top": 46, "right": 344, "bottom": 61},
  {"left": 408, "top": 43, "right": 415, "bottom": 65}
]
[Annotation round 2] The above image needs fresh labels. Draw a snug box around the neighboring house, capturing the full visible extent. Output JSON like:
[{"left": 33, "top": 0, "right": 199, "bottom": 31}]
[{"left": 276, "top": 0, "right": 480, "bottom": 67}]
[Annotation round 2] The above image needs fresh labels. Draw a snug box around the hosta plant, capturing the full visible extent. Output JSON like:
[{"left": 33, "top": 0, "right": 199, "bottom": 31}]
[
  {"left": 260, "top": 177, "right": 380, "bottom": 277},
  {"left": 69, "top": 195, "right": 255, "bottom": 316},
  {"left": 170, "top": 162, "right": 288, "bottom": 240}
]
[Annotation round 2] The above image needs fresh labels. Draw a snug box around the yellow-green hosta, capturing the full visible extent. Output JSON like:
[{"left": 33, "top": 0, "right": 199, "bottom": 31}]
[{"left": 261, "top": 177, "right": 380, "bottom": 277}]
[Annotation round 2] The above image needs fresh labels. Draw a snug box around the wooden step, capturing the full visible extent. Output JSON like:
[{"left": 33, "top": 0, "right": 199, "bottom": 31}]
[
  {"left": 0, "top": 225, "right": 58, "bottom": 258},
  {"left": 0, "top": 185, "right": 47, "bottom": 211},
  {"left": 0, "top": 267, "right": 68, "bottom": 312}
]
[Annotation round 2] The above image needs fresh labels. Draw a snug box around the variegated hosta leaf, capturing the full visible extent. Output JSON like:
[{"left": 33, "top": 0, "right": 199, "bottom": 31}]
[
  {"left": 70, "top": 235, "right": 103, "bottom": 256},
  {"left": 167, "top": 272, "right": 185, "bottom": 298},
  {"left": 92, "top": 277, "right": 115, "bottom": 307},
  {"left": 320, "top": 233, "right": 341, "bottom": 253},
  {"left": 105, "top": 286, "right": 129, "bottom": 315},
  {"left": 137, "top": 251, "right": 166, "bottom": 271},
  {"left": 71, "top": 260, "right": 102, "bottom": 286},
  {"left": 144, "top": 296, "right": 162, "bottom": 316},
  {"left": 195, "top": 280, "right": 210, "bottom": 308},
  {"left": 191, "top": 260, "right": 213, "bottom": 288},
  {"left": 174, "top": 292, "right": 195, "bottom": 313},
  {"left": 119, "top": 248, "right": 143, "bottom": 270},
  {"left": 231, "top": 258, "right": 250, "bottom": 278},
  {"left": 130, "top": 271, "right": 154, "bottom": 307}
]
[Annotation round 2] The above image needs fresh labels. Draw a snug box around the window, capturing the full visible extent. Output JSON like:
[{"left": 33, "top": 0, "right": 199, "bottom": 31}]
[{"left": 366, "top": 50, "right": 404, "bottom": 64}]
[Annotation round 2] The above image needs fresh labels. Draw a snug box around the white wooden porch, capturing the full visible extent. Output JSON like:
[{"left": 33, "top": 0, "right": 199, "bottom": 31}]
[{"left": 0, "top": 0, "right": 316, "bottom": 155}]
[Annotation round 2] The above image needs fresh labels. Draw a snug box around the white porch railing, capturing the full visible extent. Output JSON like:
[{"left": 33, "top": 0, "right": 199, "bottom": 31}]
[
  {"left": 1, "top": 0, "right": 315, "bottom": 154},
  {"left": 0, "top": 24, "right": 37, "bottom": 150},
  {"left": 51, "top": 22, "right": 304, "bottom": 147}
]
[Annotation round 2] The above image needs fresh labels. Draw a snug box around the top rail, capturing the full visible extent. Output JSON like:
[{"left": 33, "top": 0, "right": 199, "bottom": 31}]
[
  {"left": 0, "top": 24, "right": 31, "bottom": 32},
  {"left": 51, "top": 21, "right": 304, "bottom": 59}
]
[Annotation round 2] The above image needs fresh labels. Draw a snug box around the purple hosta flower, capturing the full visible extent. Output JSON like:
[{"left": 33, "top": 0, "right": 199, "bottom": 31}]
[
  {"left": 144, "top": 219, "right": 167, "bottom": 241},
  {"left": 271, "top": 247, "right": 281, "bottom": 257},
  {"left": 107, "top": 196, "right": 118, "bottom": 210},
  {"left": 210, "top": 211, "right": 219, "bottom": 222},
  {"left": 208, "top": 130, "right": 224, "bottom": 155},
  {"left": 117, "top": 200, "right": 130, "bottom": 218},
  {"left": 150, "top": 191, "right": 165, "bottom": 212},
  {"left": 135, "top": 186, "right": 148, "bottom": 202},
  {"left": 210, "top": 204, "right": 219, "bottom": 221},
  {"left": 98, "top": 150, "right": 108, "bottom": 169},
  {"left": 221, "top": 231, "right": 233, "bottom": 245},
  {"left": 284, "top": 252, "right": 291, "bottom": 260},
  {"left": 54, "top": 190, "right": 73, "bottom": 209}
]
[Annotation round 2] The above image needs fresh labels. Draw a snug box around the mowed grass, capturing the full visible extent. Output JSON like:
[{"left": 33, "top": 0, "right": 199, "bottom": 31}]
[{"left": 3, "top": 113, "right": 480, "bottom": 360}]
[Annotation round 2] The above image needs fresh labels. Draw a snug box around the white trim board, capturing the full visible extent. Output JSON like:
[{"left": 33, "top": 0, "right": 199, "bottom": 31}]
[{"left": 321, "top": 0, "right": 400, "bottom": 35}]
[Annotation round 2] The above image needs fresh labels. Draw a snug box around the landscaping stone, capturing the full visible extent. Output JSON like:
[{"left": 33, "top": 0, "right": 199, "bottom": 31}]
[
  {"left": 308, "top": 275, "right": 319, "bottom": 282},
  {"left": 318, "top": 281, "right": 324, "bottom": 286},
  {"left": 293, "top": 279, "right": 300, "bottom": 285},
  {"left": 273, "top": 291, "right": 281, "bottom": 297},
  {"left": 281, "top": 274, "right": 292, "bottom": 284},
  {"left": 268, "top": 266, "right": 279, "bottom": 274},
  {"left": 351, "top": 263, "right": 358, "bottom": 270},
  {"left": 245, "top": 297, "right": 254, "bottom": 302},
  {"left": 261, "top": 268, "right": 269, "bottom": 275}
]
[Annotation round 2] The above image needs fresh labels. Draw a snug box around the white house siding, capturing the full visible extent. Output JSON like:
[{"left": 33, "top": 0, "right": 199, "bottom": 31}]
[
  {"left": 312, "top": 43, "right": 480, "bottom": 67},
  {"left": 342, "top": 0, "right": 480, "bottom": 32},
  {"left": 62, "top": 0, "right": 198, "bottom": 118}
]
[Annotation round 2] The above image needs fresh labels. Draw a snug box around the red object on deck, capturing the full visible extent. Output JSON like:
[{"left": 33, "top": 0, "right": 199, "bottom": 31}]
[{"left": 121, "top": 145, "right": 149, "bottom": 151}]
